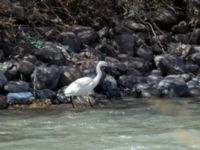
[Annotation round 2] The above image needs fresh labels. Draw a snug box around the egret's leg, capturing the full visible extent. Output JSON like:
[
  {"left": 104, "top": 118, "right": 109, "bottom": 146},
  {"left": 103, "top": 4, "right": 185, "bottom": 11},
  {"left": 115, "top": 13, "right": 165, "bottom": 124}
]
[
  {"left": 88, "top": 95, "right": 95, "bottom": 108},
  {"left": 70, "top": 97, "right": 75, "bottom": 108}
]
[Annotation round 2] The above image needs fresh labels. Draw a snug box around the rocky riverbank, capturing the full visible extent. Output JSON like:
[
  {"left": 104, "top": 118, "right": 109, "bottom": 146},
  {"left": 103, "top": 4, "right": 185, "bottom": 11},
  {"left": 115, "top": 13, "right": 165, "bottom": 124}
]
[{"left": 0, "top": 0, "right": 200, "bottom": 109}]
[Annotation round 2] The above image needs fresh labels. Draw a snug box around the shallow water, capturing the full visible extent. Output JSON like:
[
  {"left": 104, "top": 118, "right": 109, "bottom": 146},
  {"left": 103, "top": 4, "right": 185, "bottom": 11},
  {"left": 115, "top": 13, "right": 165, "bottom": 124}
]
[{"left": 0, "top": 98, "right": 200, "bottom": 150}]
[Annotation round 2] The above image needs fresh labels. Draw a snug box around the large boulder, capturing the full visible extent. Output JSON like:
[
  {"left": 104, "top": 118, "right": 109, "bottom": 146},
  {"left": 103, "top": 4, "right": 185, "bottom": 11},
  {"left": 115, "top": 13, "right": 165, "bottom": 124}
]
[
  {"left": 154, "top": 54, "right": 185, "bottom": 75},
  {"left": 33, "top": 65, "right": 61, "bottom": 90},
  {"left": 57, "top": 32, "right": 82, "bottom": 53},
  {"left": 118, "top": 74, "right": 146, "bottom": 89},
  {"left": 152, "top": 7, "right": 179, "bottom": 29},
  {"left": 58, "top": 66, "right": 82, "bottom": 87},
  {"left": 136, "top": 47, "right": 153, "bottom": 61},
  {"left": 96, "top": 75, "right": 120, "bottom": 98},
  {"left": 96, "top": 42, "right": 118, "bottom": 58},
  {"left": 0, "top": 61, "right": 18, "bottom": 80},
  {"left": 157, "top": 76, "right": 190, "bottom": 97},
  {"left": 114, "top": 33, "right": 135, "bottom": 56},
  {"left": 18, "top": 60, "right": 35, "bottom": 75},
  {"left": 33, "top": 42, "right": 66, "bottom": 65},
  {"left": 36, "top": 89, "right": 56, "bottom": 100},
  {"left": 0, "top": 71, "right": 7, "bottom": 89},
  {"left": 72, "top": 26, "right": 98, "bottom": 44},
  {"left": 4, "top": 81, "right": 31, "bottom": 92}
]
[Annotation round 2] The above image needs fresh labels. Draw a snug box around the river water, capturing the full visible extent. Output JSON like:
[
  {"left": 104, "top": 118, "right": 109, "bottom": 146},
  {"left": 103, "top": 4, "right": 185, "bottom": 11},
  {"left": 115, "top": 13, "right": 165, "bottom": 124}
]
[{"left": 0, "top": 98, "right": 200, "bottom": 150}]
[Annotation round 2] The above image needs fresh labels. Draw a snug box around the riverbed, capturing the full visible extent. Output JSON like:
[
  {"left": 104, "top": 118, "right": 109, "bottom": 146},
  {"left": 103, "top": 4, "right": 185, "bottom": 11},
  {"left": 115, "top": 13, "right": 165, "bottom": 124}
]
[{"left": 0, "top": 98, "right": 200, "bottom": 150}]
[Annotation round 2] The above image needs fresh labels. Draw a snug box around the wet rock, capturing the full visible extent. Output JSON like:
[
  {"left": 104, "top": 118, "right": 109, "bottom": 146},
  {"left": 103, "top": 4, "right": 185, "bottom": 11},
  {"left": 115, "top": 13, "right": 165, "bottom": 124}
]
[
  {"left": 97, "top": 75, "right": 120, "bottom": 98},
  {"left": 58, "top": 66, "right": 82, "bottom": 87},
  {"left": 0, "top": 71, "right": 7, "bottom": 89},
  {"left": 146, "top": 70, "right": 163, "bottom": 87},
  {"left": 187, "top": 77, "right": 200, "bottom": 89},
  {"left": 33, "top": 42, "right": 66, "bottom": 65},
  {"left": 96, "top": 43, "right": 118, "bottom": 58},
  {"left": 165, "top": 74, "right": 192, "bottom": 82},
  {"left": 72, "top": 26, "right": 98, "bottom": 44},
  {"left": 36, "top": 89, "right": 56, "bottom": 99},
  {"left": 0, "top": 96, "right": 9, "bottom": 109},
  {"left": 136, "top": 47, "right": 153, "bottom": 61},
  {"left": 118, "top": 74, "right": 146, "bottom": 89},
  {"left": 171, "top": 21, "right": 189, "bottom": 34},
  {"left": 4, "top": 81, "right": 31, "bottom": 92},
  {"left": 18, "top": 60, "right": 35, "bottom": 75},
  {"left": 157, "top": 77, "right": 190, "bottom": 97},
  {"left": 57, "top": 32, "right": 82, "bottom": 53},
  {"left": 56, "top": 86, "right": 71, "bottom": 103},
  {"left": 135, "top": 83, "right": 158, "bottom": 98},
  {"left": 23, "top": 54, "right": 37, "bottom": 63},
  {"left": 33, "top": 65, "right": 61, "bottom": 90},
  {"left": 154, "top": 54, "right": 185, "bottom": 75},
  {"left": 114, "top": 33, "right": 135, "bottom": 56},
  {"left": 189, "top": 87, "right": 200, "bottom": 97},
  {"left": 152, "top": 7, "right": 179, "bottom": 29}
]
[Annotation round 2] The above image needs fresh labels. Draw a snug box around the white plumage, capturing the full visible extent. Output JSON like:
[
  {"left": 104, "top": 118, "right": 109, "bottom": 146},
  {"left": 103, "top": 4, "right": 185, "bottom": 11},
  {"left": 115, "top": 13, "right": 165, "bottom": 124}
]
[{"left": 64, "top": 61, "right": 108, "bottom": 107}]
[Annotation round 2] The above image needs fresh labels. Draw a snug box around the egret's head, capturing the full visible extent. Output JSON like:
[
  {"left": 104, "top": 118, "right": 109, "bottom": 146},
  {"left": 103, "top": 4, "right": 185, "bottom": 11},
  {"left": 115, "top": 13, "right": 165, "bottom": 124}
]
[{"left": 98, "top": 61, "right": 109, "bottom": 67}]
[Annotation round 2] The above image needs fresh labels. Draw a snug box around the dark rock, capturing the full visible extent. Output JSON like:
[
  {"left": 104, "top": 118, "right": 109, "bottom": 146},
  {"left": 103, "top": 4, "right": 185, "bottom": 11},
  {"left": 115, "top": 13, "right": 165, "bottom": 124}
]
[
  {"left": 96, "top": 43, "right": 118, "bottom": 58},
  {"left": 165, "top": 74, "right": 192, "bottom": 82},
  {"left": 57, "top": 32, "right": 82, "bottom": 53},
  {"left": 146, "top": 70, "right": 163, "bottom": 88},
  {"left": 122, "top": 57, "right": 152, "bottom": 72},
  {"left": 136, "top": 47, "right": 153, "bottom": 61},
  {"left": 0, "top": 61, "right": 18, "bottom": 80},
  {"left": 150, "top": 44, "right": 163, "bottom": 55},
  {"left": 125, "top": 21, "right": 146, "bottom": 32},
  {"left": 157, "top": 77, "right": 190, "bottom": 97},
  {"left": 33, "top": 42, "right": 66, "bottom": 65},
  {"left": 33, "top": 65, "right": 61, "bottom": 90},
  {"left": 58, "top": 66, "right": 82, "bottom": 87},
  {"left": 154, "top": 54, "right": 185, "bottom": 75},
  {"left": 190, "top": 52, "right": 200, "bottom": 65},
  {"left": 189, "top": 29, "right": 200, "bottom": 44},
  {"left": 56, "top": 86, "right": 71, "bottom": 103},
  {"left": 0, "top": 71, "right": 7, "bottom": 89},
  {"left": 0, "top": 96, "right": 9, "bottom": 109},
  {"left": 189, "top": 87, "right": 200, "bottom": 97},
  {"left": 72, "top": 26, "right": 98, "bottom": 44},
  {"left": 114, "top": 33, "right": 135, "bottom": 56},
  {"left": 171, "top": 21, "right": 189, "bottom": 34},
  {"left": 36, "top": 89, "right": 56, "bottom": 99},
  {"left": 187, "top": 77, "right": 200, "bottom": 89},
  {"left": 185, "top": 62, "right": 199, "bottom": 74},
  {"left": 135, "top": 83, "right": 158, "bottom": 98},
  {"left": 171, "top": 34, "right": 189, "bottom": 44},
  {"left": 0, "top": 49, "right": 4, "bottom": 61},
  {"left": 152, "top": 7, "right": 179, "bottom": 29},
  {"left": 18, "top": 60, "right": 35, "bottom": 75},
  {"left": 4, "top": 81, "right": 31, "bottom": 92},
  {"left": 97, "top": 75, "right": 120, "bottom": 98},
  {"left": 23, "top": 54, "right": 37, "bottom": 63},
  {"left": 97, "top": 27, "right": 109, "bottom": 38},
  {"left": 118, "top": 74, "right": 146, "bottom": 89},
  {"left": 110, "top": 24, "right": 133, "bottom": 35}
]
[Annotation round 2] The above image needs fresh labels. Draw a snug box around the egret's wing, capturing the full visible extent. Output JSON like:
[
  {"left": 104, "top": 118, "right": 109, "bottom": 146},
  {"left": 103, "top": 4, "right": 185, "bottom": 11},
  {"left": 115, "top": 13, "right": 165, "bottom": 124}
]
[{"left": 64, "top": 77, "right": 94, "bottom": 96}]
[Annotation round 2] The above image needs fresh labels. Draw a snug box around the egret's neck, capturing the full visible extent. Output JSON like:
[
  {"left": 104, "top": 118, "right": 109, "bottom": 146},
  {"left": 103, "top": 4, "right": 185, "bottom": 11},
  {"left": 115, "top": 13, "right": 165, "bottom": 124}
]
[{"left": 94, "top": 64, "right": 102, "bottom": 86}]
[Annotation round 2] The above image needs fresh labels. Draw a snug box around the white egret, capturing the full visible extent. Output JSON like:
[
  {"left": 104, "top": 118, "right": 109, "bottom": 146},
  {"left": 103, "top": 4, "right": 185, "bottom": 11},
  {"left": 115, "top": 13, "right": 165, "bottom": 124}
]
[{"left": 64, "top": 61, "right": 109, "bottom": 108}]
